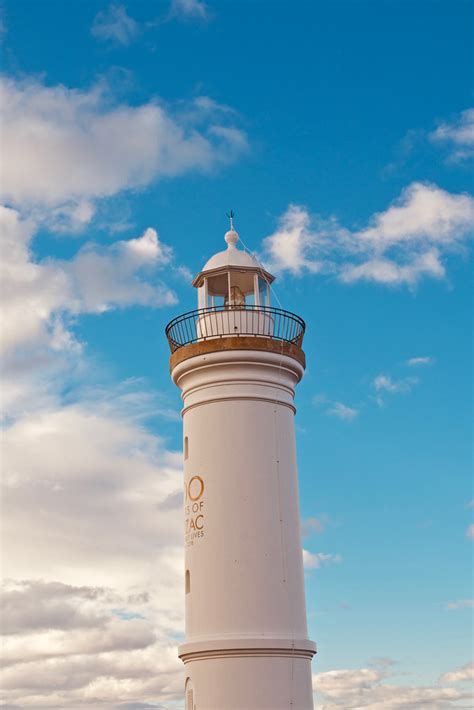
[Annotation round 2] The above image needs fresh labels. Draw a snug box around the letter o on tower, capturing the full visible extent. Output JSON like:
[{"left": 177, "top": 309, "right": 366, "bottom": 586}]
[{"left": 187, "top": 475, "right": 204, "bottom": 502}]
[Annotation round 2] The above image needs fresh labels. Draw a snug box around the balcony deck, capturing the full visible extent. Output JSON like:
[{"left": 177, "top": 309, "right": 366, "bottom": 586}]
[{"left": 165, "top": 306, "right": 306, "bottom": 369}]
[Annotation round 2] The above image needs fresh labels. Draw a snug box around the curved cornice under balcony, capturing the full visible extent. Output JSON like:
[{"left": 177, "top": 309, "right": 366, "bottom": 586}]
[{"left": 168, "top": 334, "right": 306, "bottom": 371}]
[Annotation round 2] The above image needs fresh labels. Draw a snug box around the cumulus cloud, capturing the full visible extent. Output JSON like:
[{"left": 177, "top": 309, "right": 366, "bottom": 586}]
[
  {"left": 301, "top": 516, "right": 329, "bottom": 537},
  {"left": 262, "top": 183, "right": 474, "bottom": 286},
  {"left": 314, "top": 667, "right": 385, "bottom": 698},
  {"left": 355, "top": 182, "right": 473, "bottom": 249},
  {"left": 0, "top": 77, "right": 248, "bottom": 224},
  {"left": 406, "top": 356, "right": 434, "bottom": 366},
  {"left": 2, "top": 580, "right": 117, "bottom": 635},
  {"left": 1, "top": 589, "right": 182, "bottom": 706},
  {"left": 303, "top": 550, "right": 342, "bottom": 570},
  {"left": 372, "top": 374, "right": 418, "bottom": 407},
  {"left": 91, "top": 3, "right": 139, "bottom": 45},
  {"left": 340, "top": 250, "right": 445, "bottom": 286},
  {"left": 313, "top": 663, "right": 474, "bottom": 708},
  {"left": 446, "top": 599, "right": 474, "bottom": 610},
  {"left": 0, "top": 204, "right": 185, "bottom": 705},
  {"left": 431, "top": 108, "right": 474, "bottom": 162},
  {"left": 63, "top": 227, "right": 177, "bottom": 314},
  {"left": 1, "top": 386, "right": 185, "bottom": 706},
  {"left": 0, "top": 207, "right": 177, "bottom": 364},
  {"left": 327, "top": 402, "right": 359, "bottom": 421},
  {"left": 440, "top": 661, "right": 474, "bottom": 684},
  {"left": 2, "top": 402, "right": 183, "bottom": 579},
  {"left": 373, "top": 374, "right": 417, "bottom": 395},
  {"left": 313, "top": 394, "right": 359, "bottom": 421},
  {"left": 466, "top": 524, "right": 474, "bottom": 540},
  {"left": 171, "top": 0, "right": 208, "bottom": 20},
  {"left": 262, "top": 204, "right": 340, "bottom": 276}
]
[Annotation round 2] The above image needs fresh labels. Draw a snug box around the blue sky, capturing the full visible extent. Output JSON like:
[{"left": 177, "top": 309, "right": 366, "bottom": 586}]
[{"left": 1, "top": 0, "right": 472, "bottom": 707}]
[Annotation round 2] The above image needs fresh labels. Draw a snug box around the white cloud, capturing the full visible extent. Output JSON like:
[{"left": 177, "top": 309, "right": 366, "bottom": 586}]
[
  {"left": 171, "top": 0, "right": 208, "bottom": 20},
  {"left": 313, "top": 394, "right": 359, "bottom": 421},
  {"left": 466, "top": 524, "right": 474, "bottom": 540},
  {"left": 262, "top": 183, "right": 474, "bottom": 286},
  {"left": 406, "top": 356, "right": 434, "bottom": 366},
  {"left": 340, "top": 250, "right": 445, "bottom": 286},
  {"left": 262, "top": 204, "right": 339, "bottom": 275},
  {"left": 1, "top": 389, "right": 185, "bottom": 706},
  {"left": 446, "top": 599, "right": 474, "bottom": 610},
  {"left": 91, "top": 3, "right": 139, "bottom": 45},
  {"left": 356, "top": 182, "right": 474, "bottom": 249},
  {"left": 303, "top": 550, "right": 342, "bottom": 570},
  {"left": 0, "top": 77, "right": 248, "bottom": 223},
  {"left": 301, "top": 516, "right": 329, "bottom": 536},
  {"left": 373, "top": 374, "right": 417, "bottom": 394},
  {"left": 440, "top": 661, "right": 474, "bottom": 684},
  {"left": 0, "top": 206, "right": 76, "bottom": 360},
  {"left": 314, "top": 667, "right": 385, "bottom": 697},
  {"left": 63, "top": 228, "right": 177, "bottom": 314},
  {"left": 431, "top": 108, "right": 474, "bottom": 161},
  {"left": 0, "top": 203, "right": 186, "bottom": 706},
  {"left": 313, "top": 663, "right": 473, "bottom": 708},
  {"left": 1, "top": 402, "right": 183, "bottom": 582},
  {"left": 327, "top": 402, "right": 359, "bottom": 421},
  {"left": 371, "top": 374, "right": 419, "bottom": 408},
  {"left": 0, "top": 207, "right": 177, "bottom": 364},
  {"left": 1, "top": 583, "right": 183, "bottom": 706},
  {"left": 367, "top": 657, "right": 397, "bottom": 669}
]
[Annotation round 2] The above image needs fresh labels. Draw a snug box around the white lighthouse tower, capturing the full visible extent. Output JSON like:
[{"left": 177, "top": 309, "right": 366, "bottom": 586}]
[{"left": 166, "top": 218, "right": 316, "bottom": 710}]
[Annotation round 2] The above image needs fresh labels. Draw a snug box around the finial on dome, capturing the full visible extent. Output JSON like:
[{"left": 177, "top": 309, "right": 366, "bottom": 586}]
[
  {"left": 226, "top": 209, "right": 235, "bottom": 231},
  {"left": 224, "top": 209, "right": 239, "bottom": 247}
]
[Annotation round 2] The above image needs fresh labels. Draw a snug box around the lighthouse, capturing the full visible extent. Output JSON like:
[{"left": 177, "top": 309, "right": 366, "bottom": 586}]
[{"left": 165, "top": 218, "right": 316, "bottom": 710}]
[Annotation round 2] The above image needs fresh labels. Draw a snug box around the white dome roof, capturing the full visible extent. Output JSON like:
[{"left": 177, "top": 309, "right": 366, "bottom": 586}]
[
  {"left": 192, "top": 225, "right": 275, "bottom": 288},
  {"left": 201, "top": 229, "right": 260, "bottom": 272}
]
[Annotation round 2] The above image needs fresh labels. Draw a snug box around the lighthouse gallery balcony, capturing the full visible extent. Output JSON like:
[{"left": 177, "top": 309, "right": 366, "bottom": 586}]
[{"left": 165, "top": 304, "right": 305, "bottom": 353}]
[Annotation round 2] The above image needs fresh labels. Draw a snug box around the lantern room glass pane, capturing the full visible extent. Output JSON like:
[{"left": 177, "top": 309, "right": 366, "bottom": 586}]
[
  {"left": 225, "top": 271, "right": 246, "bottom": 308},
  {"left": 258, "top": 276, "right": 270, "bottom": 306},
  {"left": 197, "top": 284, "right": 206, "bottom": 309},
  {"left": 212, "top": 295, "right": 225, "bottom": 307}
]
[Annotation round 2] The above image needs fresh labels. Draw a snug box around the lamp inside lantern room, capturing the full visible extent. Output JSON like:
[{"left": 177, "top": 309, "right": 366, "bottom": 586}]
[{"left": 225, "top": 285, "right": 245, "bottom": 308}]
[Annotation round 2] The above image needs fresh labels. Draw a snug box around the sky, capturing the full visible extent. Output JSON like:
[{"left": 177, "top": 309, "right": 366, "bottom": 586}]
[{"left": 0, "top": 0, "right": 473, "bottom": 708}]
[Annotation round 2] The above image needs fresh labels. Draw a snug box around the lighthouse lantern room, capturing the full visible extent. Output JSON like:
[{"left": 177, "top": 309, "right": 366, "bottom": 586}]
[{"left": 193, "top": 227, "right": 273, "bottom": 309}]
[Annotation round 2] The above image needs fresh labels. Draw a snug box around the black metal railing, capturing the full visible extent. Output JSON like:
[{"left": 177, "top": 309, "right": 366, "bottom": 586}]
[{"left": 165, "top": 305, "right": 305, "bottom": 353}]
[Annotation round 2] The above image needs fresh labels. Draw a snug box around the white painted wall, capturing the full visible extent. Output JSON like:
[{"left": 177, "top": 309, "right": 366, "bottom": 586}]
[{"left": 172, "top": 348, "right": 315, "bottom": 710}]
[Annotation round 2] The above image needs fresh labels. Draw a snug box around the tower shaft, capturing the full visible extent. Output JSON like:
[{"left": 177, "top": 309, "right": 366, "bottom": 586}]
[{"left": 171, "top": 342, "right": 315, "bottom": 710}]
